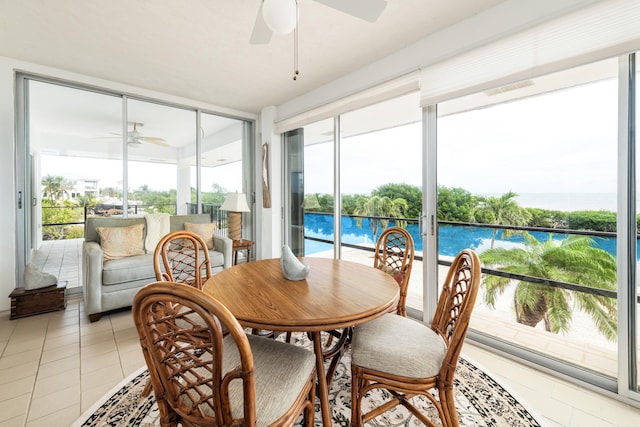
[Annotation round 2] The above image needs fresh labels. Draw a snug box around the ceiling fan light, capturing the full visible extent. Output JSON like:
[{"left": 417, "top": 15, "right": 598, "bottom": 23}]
[{"left": 262, "top": 0, "right": 297, "bottom": 35}]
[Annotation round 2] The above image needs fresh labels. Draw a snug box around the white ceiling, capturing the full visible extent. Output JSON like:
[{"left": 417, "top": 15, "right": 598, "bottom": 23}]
[{"left": 0, "top": 0, "right": 507, "bottom": 114}]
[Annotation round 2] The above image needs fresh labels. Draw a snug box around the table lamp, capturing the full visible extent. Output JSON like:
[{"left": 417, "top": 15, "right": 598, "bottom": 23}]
[{"left": 220, "top": 192, "right": 251, "bottom": 241}]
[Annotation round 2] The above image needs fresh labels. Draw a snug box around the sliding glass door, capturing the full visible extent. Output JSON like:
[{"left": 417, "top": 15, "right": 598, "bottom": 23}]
[
  {"left": 338, "top": 94, "right": 423, "bottom": 310},
  {"left": 17, "top": 75, "right": 254, "bottom": 290},
  {"left": 282, "top": 55, "right": 640, "bottom": 403},
  {"left": 126, "top": 98, "right": 196, "bottom": 216},
  {"left": 437, "top": 58, "right": 619, "bottom": 379}
]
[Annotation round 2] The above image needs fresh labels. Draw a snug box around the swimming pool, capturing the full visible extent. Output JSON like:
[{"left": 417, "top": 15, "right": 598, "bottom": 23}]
[{"left": 303, "top": 213, "right": 619, "bottom": 257}]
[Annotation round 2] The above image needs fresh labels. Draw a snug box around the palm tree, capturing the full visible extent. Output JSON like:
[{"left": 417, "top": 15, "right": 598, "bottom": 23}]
[
  {"left": 472, "top": 191, "right": 531, "bottom": 248},
  {"left": 41, "top": 174, "right": 73, "bottom": 201},
  {"left": 353, "top": 195, "right": 408, "bottom": 240},
  {"left": 480, "top": 232, "right": 617, "bottom": 341}
]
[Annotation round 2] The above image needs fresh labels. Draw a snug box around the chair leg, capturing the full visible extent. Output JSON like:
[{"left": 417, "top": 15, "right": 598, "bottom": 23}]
[
  {"left": 304, "top": 375, "right": 316, "bottom": 427},
  {"left": 350, "top": 365, "right": 363, "bottom": 427},
  {"left": 141, "top": 380, "right": 152, "bottom": 397},
  {"left": 439, "top": 386, "right": 459, "bottom": 427}
]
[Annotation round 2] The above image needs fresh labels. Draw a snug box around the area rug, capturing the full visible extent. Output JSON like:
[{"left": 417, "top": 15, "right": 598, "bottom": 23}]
[{"left": 73, "top": 334, "right": 546, "bottom": 427}]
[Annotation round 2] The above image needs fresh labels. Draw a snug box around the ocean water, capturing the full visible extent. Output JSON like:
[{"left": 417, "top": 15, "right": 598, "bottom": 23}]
[{"left": 509, "top": 192, "right": 617, "bottom": 212}]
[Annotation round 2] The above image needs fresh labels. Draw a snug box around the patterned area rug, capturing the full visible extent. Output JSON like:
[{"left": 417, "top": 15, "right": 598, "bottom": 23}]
[{"left": 73, "top": 334, "right": 545, "bottom": 427}]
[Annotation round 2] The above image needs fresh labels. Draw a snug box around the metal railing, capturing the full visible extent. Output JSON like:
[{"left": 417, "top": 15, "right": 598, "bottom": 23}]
[
  {"left": 41, "top": 202, "right": 228, "bottom": 237},
  {"left": 302, "top": 212, "right": 637, "bottom": 303}
]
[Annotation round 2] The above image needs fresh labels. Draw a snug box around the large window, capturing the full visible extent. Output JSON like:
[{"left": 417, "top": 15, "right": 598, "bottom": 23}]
[
  {"left": 284, "top": 54, "right": 640, "bottom": 403},
  {"left": 296, "top": 93, "right": 423, "bottom": 308},
  {"left": 21, "top": 77, "right": 254, "bottom": 289},
  {"left": 437, "top": 59, "right": 619, "bottom": 378},
  {"left": 339, "top": 94, "right": 422, "bottom": 309},
  {"left": 127, "top": 99, "right": 195, "bottom": 216},
  {"left": 301, "top": 118, "right": 335, "bottom": 256}
]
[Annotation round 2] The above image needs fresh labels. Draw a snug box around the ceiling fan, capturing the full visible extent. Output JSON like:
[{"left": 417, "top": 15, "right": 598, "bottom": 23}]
[
  {"left": 250, "top": 0, "right": 388, "bottom": 44},
  {"left": 103, "top": 122, "right": 169, "bottom": 147}
]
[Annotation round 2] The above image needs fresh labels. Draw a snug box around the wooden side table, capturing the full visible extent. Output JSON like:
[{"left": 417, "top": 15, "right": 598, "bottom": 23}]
[
  {"left": 9, "top": 281, "right": 67, "bottom": 319},
  {"left": 232, "top": 239, "right": 255, "bottom": 265}
]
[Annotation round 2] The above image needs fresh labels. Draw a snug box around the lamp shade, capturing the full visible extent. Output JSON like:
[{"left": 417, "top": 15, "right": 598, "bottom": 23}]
[
  {"left": 220, "top": 192, "right": 251, "bottom": 212},
  {"left": 262, "top": 0, "right": 297, "bottom": 35}
]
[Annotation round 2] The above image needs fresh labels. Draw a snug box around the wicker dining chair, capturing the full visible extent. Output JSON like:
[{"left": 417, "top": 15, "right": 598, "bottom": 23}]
[
  {"left": 143, "top": 231, "right": 215, "bottom": 398},
  {"left": 350, "top": 249, "right": 481, "bottom": 427},
  {"left": 318, "top": 226, "right": 416, "bottom": 383},
  {"left": 133, "top": 282, "right": 316, "bottom": 427},
  {"left": 153, "top": 230, "right": 212, "bottom": 289},
  {"left": 373, "top": 226, "right": 415, "bottom": 316}
]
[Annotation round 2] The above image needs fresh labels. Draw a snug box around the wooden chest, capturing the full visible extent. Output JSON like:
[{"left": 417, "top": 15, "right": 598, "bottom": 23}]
[{"left": 9, "top": 282, "right": 67, "bottom": 319}]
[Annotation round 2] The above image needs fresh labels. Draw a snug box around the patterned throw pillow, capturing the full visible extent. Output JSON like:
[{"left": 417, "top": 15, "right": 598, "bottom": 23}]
[
  {"left": 96, "top": 223, "right": 146, "bottom": 261},
  {"left": 378, "top": 264, "right": 405, "bottom": 286},
  {"left": 184, "top": 222, "right": 216, "bottom": 250}
]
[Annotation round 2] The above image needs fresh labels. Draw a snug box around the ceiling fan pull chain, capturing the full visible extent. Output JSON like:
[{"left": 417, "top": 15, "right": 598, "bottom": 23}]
[{"left": 293, "top": 0, "right": 299, "bottom": 80}]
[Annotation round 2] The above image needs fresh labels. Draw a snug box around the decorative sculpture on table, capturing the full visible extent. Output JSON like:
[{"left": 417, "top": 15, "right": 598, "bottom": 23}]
[
  {"left": 280, "top": 245, "right": 310, "bottom": 281},
  {"left": 23, "top": 263, "right": 58, "bottom": 290}
]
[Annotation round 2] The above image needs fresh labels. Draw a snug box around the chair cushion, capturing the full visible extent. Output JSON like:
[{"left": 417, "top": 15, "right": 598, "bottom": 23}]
[
  {"left": 208, "top": 249, "right": 224, "bottom": 268},
  {"left": 102, "top": 254, "right": 156, "bottom": 285},
  {"left": 351, "top": 314, "right": 446, "bottom": 379},
  {"left": 181, "top": 335, "right": 315, "bottom": 427},
  {"left": 185, "top": 222, "right": 217, "bottom": 250},
  {"left": 96, "top": 223, "right": 146, "bottom": 261}
]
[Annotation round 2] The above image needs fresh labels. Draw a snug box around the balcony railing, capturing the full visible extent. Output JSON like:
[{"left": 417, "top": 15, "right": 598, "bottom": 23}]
[
  {"left": 302, "top": 212, "right": 630, "bottom": 378},
  {"left": 302, "top": 212, "right": 638, "bottom": 303},
  {"left": 41, "top": 202, "right": 228, "bottom": 239}
]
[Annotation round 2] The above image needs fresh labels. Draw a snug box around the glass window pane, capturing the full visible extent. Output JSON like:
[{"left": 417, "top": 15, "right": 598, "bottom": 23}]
[
  {"left": 126, "top": 99, "right": 195, "bottom": 216},
  {"left": 30, "top": 81, "right": 122, "bottom": 289},
  {"left": 339, "top": 93, "right": 423, "bottom": 310},
  {"left": 438, "top": 58, "right": 619, "bottom": 377},
  {"left": 302, "top": 118, "right": 335, "bottom": 257},
  {"left": 199, "top": 112, "right": 251, "bottom": 240}
]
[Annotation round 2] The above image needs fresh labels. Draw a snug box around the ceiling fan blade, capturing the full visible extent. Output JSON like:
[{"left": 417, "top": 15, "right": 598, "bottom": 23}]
[
  {"left": 141, "top": 137, "right": 170, "bottom": 147},
  {"left": 250, "top": 2, "right": 273, "bottom": 44},
  {"left": 314, "top": 0, "right": 387, "bottom": 22}
]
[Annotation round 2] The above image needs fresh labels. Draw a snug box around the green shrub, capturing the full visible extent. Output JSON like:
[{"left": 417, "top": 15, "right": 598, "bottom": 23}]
[{"left": 566, "top": 210, "right": 616, "bottom": 232}]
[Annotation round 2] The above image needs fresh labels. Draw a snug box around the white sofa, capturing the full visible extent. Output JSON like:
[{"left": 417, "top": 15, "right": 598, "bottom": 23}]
[{"left": 82, "top": 214, "right": 232, "bottom": 322}]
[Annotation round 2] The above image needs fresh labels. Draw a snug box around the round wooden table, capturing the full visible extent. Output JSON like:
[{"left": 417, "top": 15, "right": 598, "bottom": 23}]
[{"left": 203, "top": 257, "right": 399, "bottom": 427}]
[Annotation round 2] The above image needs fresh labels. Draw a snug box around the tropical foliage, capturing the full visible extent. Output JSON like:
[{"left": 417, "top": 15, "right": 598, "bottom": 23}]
[
  {"left": 479, "top": 232, "right": 617, "bottom": 341},
  {"left": 41, "top": 199, "right": 84, "bottom": 239},
  {"left": 436, "top": 186, "right": 477, "bottom": 222},
  {"left": 41, "top": 174, "right": 74, "bottom": 201},
  {"left": 352, "top": 195, "right": 408, "bottom": 240},
  {"left": 567, "top": 210, "right": 617, "bottom": 232},
  {"left": 371, "top": 183, "right": 422, "bottom": 219},
  {"left": 472, "top": 191, "right": 532, "bottom": 248}
]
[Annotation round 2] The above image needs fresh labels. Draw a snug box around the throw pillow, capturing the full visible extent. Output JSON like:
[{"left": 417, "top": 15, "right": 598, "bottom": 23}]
[
  {"left": 184, "top": 222, "right": 216, "bottom": 250},
  {"left": 378, "top": 264, "right": 405, "bottom": 286},
  {"left": 96, "top": 223, "right": 145, "bottom": 261}
]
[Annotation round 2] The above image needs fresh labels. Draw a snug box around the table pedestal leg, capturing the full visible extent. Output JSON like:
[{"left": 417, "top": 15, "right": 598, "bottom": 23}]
[{"left": 311, "top": 331, "right": 331, "bottom": 427}]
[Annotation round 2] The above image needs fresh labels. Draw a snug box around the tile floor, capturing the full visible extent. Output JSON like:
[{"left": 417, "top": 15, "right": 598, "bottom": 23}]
[{"left": 0, "top": 296, "right": 639, "bottom": 426}]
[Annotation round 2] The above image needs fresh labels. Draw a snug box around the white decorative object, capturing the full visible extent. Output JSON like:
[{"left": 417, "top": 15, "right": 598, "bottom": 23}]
[
  {"left": 280, "top": 245, "right": 310, "bottom": 281},
  {"left": 23, "top": 263, "right": 58, "bottom": 290}
]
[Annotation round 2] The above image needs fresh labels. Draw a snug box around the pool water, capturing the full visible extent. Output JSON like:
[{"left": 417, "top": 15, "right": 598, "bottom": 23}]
[{"left": 303, "top": 213, "right": 618, "bottom": 257}]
